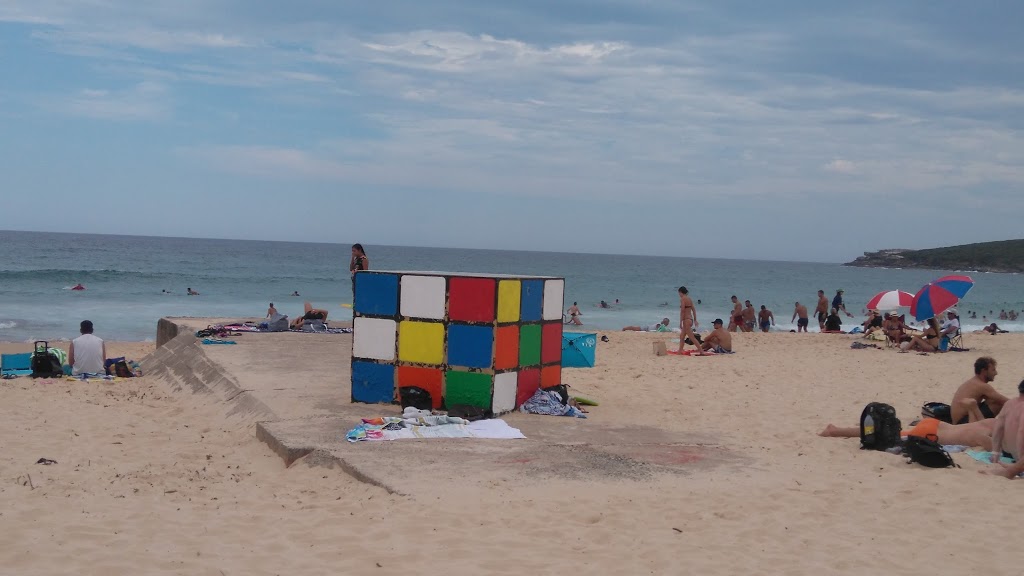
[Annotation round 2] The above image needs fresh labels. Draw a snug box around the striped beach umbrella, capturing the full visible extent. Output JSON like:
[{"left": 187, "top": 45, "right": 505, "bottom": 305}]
[
  {"left": 911, "top": 275, "right": 974, "bottom": 321},
  {"left": 865, "top": 290, "right": 914, "bottom": 311}
]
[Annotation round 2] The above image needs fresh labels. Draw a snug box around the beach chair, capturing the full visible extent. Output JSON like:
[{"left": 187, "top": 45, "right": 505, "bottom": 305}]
[
  {"left": 1, "top": 352, "right": 34, "bottom": 377},
  {"left": 884, "top": 315, "right": 911, "bottom": 348},
  {"left": 940, "top": 326, "right": 964, "bottom": 351}
]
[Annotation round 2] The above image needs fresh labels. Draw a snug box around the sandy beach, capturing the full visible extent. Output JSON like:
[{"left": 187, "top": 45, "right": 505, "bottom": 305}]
[{"left": 2, "top": 330, "right": 1023, "bottom": 575}]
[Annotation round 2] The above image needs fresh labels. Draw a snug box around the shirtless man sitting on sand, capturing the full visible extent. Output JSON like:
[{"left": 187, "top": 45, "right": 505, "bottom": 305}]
[
  {"left": 818, "top": 418, "right": 994, "bottom": 451},
  {"left": 677, "top": 286, "right": 701, "bottom": 355},
  {"left": 950, "top": 356, "right": 1008, "bottom": 424},
  {"left": 701, "top": 319, "right": 733, "bottom": 353},
  {"left": 987, "top": 379, "right": 1024, "bottom": 479}
]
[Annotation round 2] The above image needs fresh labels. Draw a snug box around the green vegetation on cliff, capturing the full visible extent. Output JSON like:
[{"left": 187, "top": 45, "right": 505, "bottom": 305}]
[{"left": 844, "top": 240, "right": 1024, "bottom": 273}]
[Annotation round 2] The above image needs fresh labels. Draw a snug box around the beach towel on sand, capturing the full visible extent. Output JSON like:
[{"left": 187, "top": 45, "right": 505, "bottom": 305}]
[
  {"left": 346, "top": 417, "right": 525, "bottom": 442},
  {"left": 666, "top": 349, "right": 731, "bottom": 356}
]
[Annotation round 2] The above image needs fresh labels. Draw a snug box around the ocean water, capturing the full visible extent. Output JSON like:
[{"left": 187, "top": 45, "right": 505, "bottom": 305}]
[{"left": 1, "top": 230, "right": 1023, "bottom": 342}]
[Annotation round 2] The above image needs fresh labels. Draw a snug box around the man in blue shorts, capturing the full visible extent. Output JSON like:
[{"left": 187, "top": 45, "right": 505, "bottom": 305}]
[{"left": 792, "top": 302, "right": 809, "bottom": 332}]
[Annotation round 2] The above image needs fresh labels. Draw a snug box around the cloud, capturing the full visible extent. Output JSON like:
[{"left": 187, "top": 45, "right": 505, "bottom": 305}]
[
  {"left": 33, "top": 27, "right": 250, "bottom": 53},
  {"left": 61, "top": 81, "right": 170, "bottom": 120},
  {"left": 3, "top": 0, "right": 1024, "bottom": 258},
  {"left": 824, "top": 159, "right": 857, "bottom": 174}
]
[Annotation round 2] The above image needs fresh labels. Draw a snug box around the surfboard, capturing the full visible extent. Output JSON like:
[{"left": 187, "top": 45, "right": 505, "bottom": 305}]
[{"left": 572, "top": 394, "right": 599, "bottom": 406}]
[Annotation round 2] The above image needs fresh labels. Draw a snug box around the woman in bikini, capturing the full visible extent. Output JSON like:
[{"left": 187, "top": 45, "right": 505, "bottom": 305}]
[
  {"left": 901, "top": 317, "right": 941, "bottom": 352},
  {"left": 677, "top": 286, "right": 702, "bottom": 355}
]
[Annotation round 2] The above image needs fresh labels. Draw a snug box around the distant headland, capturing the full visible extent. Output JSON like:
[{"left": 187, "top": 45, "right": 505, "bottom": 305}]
[{"left": 844, "top": 240, "right": 1024, "bottom": 273}]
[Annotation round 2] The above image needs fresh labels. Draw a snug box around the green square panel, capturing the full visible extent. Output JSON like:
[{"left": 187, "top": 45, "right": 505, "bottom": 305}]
[
  {"left": 445, "top": 370, "right": 493, "bottom": 410},
  {"left": 519, "top": 324, "right": 542, "bottom": 367}
]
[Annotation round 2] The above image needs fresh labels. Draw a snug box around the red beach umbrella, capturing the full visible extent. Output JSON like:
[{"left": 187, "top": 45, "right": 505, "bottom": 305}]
[
  {"left": 865, "top": 290, "right": 914, "bottom": 311},
  {"left": 910, "top": 275, "right": 975, "bottom": 321}
]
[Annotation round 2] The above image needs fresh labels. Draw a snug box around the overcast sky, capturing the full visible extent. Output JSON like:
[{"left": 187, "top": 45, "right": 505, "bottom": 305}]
[{"left": 1, "top": 1, "right": 1021, "bottom": 262}]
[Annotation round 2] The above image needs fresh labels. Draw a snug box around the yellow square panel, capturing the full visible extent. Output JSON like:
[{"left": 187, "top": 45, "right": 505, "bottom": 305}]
[
  {"left": 398, "top": 321, "right": 445, "bottom": 365},
  {"left": 497, "top": 280, "right": 521, "bottom": 322}
]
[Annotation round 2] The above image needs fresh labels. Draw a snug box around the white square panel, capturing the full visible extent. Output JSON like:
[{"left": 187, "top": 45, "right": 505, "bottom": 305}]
[
  {"left": 353, "top": 317, "right": 397, "bottom": 361},
  {"left": 492, "top": 371, "right": 518, "bottom": 415},
  {"left": 542, "top": 279, "right": 565, "bottom": 321},
  {"left": 400, "top": 275, "right": 447, "bottom": 320}
]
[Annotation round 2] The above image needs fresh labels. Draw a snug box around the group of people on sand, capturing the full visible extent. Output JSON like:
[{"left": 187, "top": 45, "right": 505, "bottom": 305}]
[
  {"left": 820, "top": 356, "right": 1024, "bottom": 479},
  {"left": 669, "top": 287, "right": 865, "bottom": 355},
  {"left": 261, "top": 244, "right": 369, "bottom": 329},
  {"left": 721, "top": 295, "right": 775, "bottom": 333},
  {"left": 791, "top": 289, "right": 854, "bottom": 333},
  {"left": 674, "top": 287, "right": 733, "bottom": 355}
]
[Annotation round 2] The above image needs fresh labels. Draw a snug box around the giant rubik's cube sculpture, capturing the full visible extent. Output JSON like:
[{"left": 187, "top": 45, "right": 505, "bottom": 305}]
[{"left": 350, "top": 271, "right": 564, "bottom": 415}]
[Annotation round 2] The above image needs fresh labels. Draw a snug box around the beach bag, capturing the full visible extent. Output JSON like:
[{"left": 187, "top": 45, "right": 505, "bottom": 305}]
[
  {"left": 399, "top": 386, "right": 432, "bottom": 411},
  {"left": 301, "top": 319, "right": 326, "bottom": 332},
  {"left": 903, "top": 435, "right": 957, "bottom": 468},
  {"left": 30, "top": 341, "right": 64, "bottom": 379},
  {"left": 542, "top": 384, "right": 570, "bottom": 405},
  {"left": 447, "top": 404, "right": 488, "bottom": 421},
  {"left": 921, "top": 402, "right": 953, "bottom": 424},
  {"left": 859, "top": 402, "right": 901, "bottom": 451},
  {"left": 265, "top": 314, "right": 289, "bottom": 332}
]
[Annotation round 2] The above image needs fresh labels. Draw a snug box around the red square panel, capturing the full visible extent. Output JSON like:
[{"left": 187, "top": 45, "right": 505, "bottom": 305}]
[
  {"left": 541, "top": 322, "right": 562, "bottom": 364},
  {"left": 541, "top": 365, "right": 561, "bottom": 388},
  {"left": 448, "top": 277, "right": 496, "bottom": 322},
  {"left": 516, "top": 369, "right": 541, "bottom": 407},
  {"left": 494, "top": 325, "right": 519, "bottom": 370},
  {"left": 397, "top": 366, "right": 444, "bottom": 409}
]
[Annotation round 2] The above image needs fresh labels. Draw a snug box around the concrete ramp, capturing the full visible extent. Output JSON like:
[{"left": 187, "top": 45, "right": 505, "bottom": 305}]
[{"left": 146, "top": 318, "right": 738, "bottom": 498}]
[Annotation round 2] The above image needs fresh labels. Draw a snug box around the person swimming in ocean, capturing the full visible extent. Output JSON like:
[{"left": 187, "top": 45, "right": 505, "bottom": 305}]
[
  {"left": 187, "top": 287, "right": 200, "bottom": 295},
  {"left": 71, "top": 283, "right": 85, "bottom": 291}
]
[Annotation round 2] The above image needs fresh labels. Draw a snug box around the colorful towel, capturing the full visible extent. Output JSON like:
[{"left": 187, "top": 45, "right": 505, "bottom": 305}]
[
  {"left": 667, "top": 349, "right": 731, "bottom": 356},
  {"left": 967, "top": 450, "right": 1016, "bottom": 465},
  {"left": 201, "top": 339, "right": 237, "bottom": 345},
  {"left": 346, "top": 417, "right": 526, "bottom": 442}
]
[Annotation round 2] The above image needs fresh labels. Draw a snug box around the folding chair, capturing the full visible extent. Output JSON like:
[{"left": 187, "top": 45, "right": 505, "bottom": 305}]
[{"left": 941, "top": 327, "right": 964, "bottom": 351}]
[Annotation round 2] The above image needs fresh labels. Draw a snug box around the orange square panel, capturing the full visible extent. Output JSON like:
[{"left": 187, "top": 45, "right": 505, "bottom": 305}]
[
  {"left": 397, "top": 366, "right": 444, "bottom": 409},
  {"left": 494, "top": 325, "right": 519, "bottom": 370},
  {"left": 541, "top": 365, "right": 561, "bottom": 388}
]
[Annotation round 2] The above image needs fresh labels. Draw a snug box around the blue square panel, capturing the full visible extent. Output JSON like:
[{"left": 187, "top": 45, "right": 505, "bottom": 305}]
[
  {"left": 446, "top": 324, "right": 495, "bottom": 369},
  {"left": 520, "top": 279, "right": 544, "bottom": 322},
  {"left": 351, "top": 361, "right": 395, "bottom": 403},
  {"left": 354, "top": 273, "right": 399, "bottom": 317}
]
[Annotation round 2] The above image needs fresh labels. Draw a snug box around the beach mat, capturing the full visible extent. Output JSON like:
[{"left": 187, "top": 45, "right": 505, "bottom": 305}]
[{"left": 667, "top": 349, "right": 719, "bottom": 356}]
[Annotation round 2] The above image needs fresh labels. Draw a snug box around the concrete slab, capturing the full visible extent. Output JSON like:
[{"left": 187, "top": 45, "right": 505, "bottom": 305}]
[{"left": 146, "top": 318, "right": 740, "bottom": 498}]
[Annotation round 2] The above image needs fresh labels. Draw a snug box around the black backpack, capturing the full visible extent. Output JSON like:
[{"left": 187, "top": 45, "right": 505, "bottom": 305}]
[
  {"left": 903, "top": 435, "right": 958, "bottom": 468},
  {"left": 447, "top": 404, "right": 488, "bottom": 421},
  {"left": 859, "top": 402, "right": 902, "bottom": 451},
  {"left": 399, "top": 386, "right": 432, "bottom": 411},
  {"left": 921, "top": 402, "right": 953, "bottom": 424},
  {"left": 30, "top": 341, "right": 64, "bottom": 379}
]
